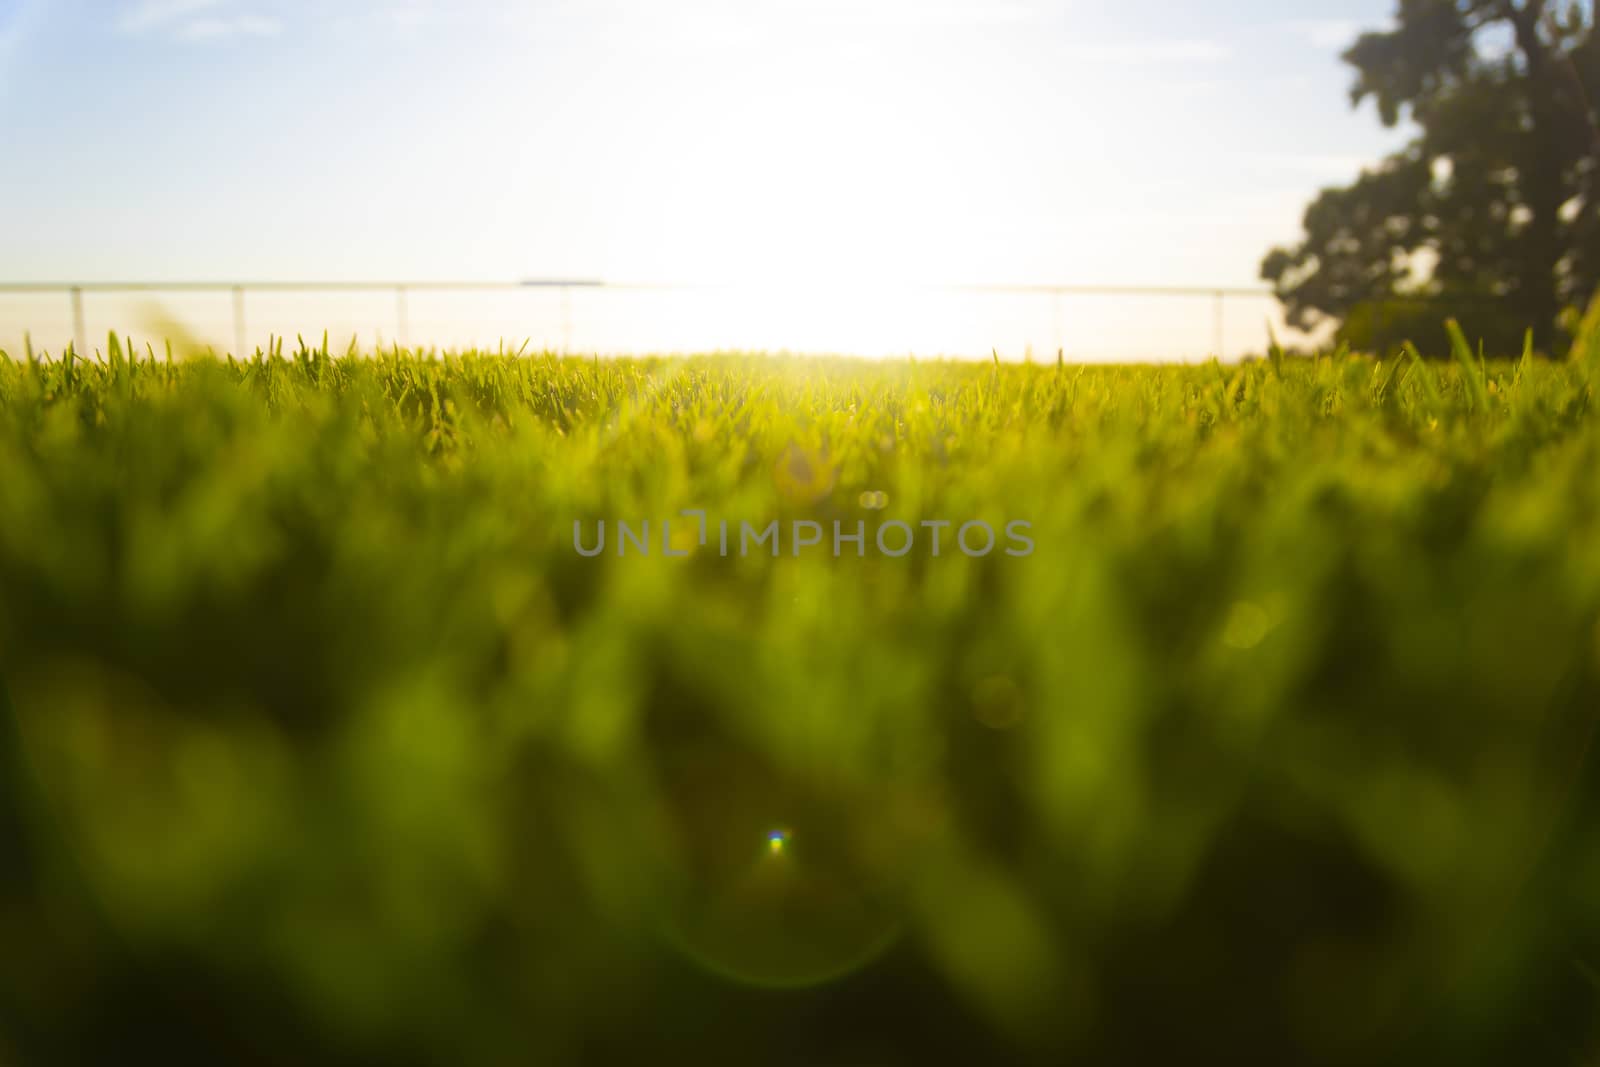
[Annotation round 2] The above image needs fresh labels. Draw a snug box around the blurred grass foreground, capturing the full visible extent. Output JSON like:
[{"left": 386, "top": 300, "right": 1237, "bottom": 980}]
[{"left": 5, "top": 330, "right": 1600, "bottom": 1065}]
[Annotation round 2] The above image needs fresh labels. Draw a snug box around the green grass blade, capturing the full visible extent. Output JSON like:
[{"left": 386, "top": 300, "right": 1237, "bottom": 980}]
[{"left": 1445, "top": 318, "right": 1488, "bottom": 412}]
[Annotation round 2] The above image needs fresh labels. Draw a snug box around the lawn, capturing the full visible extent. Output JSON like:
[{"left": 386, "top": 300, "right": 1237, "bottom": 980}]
[{"left": 3, "top": 331, "right": 1600, "bottom": 1064}]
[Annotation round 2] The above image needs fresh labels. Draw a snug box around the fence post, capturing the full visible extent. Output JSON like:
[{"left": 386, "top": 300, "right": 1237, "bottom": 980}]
[
  {"left": 232, "top": 286, "right": 247, "bottom": 358},
  {"left": 1052, "top": 290, "right": 1063, "bottom": 355},
  {"left": 69, "top": 286, "right": 87, "bottom": 358},
  {"left": 396, "top": 286, "right": 410, "bottom": 351},
  {"left": 560, "top": 285, "right": 572, "bottom": 354},
  {"left": 1212, "top": 290, "right": 1224, "bottom": 359}
]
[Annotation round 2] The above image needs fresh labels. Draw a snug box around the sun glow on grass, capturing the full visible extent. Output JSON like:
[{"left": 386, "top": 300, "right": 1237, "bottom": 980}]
[{"left": 3, "top": 340, "right": 1600, "bottom": 1056}]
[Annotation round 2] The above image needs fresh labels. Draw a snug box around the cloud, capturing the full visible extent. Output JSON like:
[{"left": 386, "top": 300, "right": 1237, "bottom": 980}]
[
  {"left": 118, "top": 1, "right": 283, "bottom": 42},
  {"left": 542, "top": 0, "right": 1038, "bottom": 36},
  {"left": 369, "top": 0, "right": 435, "bottom": 31},
  {"left": 176, "top": 13, "right": 282, "bottom": 41},
  {"left": 1288, "top": 19, "right": 1361, "bottom": 50},
  {"left": 1062, "top": 39, "right": 1230, "bottom": 64},
  {"left": 1244, "top": 152, "right": 1372, "bottom": 177},
  {"left": 786, "top": 0, "right": 1038, "bottom": 29},
  {"left": 118, "top": 0, "right": 227, "bottom": 33}
]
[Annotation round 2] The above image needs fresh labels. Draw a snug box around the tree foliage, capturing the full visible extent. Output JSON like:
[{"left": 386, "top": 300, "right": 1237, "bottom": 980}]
[{"left": 1263, "top": 0, "right": 1600, "bottom": 354}]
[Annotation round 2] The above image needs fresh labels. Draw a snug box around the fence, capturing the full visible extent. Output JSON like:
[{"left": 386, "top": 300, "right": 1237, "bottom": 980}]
[{"left": 0, "top": 279, "right": 1294, "bottom": 362}]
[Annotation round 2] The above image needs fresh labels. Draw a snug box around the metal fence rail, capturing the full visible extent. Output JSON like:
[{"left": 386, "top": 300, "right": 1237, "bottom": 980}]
[{"left": 0, "top": 279, "right": 1277, "bottom": 360}]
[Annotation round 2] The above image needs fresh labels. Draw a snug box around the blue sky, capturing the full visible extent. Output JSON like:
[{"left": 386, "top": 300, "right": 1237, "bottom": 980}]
[{"left": 0, "top": 0, "right": 1412, "bottom": 355}]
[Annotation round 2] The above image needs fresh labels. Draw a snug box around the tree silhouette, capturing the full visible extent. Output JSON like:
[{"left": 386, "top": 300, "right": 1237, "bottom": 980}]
[{"left": 1263, "top": 0, "right": 1599, "bottom": 354}]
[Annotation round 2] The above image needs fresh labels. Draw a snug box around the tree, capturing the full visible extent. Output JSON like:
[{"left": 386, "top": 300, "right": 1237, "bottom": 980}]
[{"left": 1262, "top": 0, "right": 1600, "bottom": 354}]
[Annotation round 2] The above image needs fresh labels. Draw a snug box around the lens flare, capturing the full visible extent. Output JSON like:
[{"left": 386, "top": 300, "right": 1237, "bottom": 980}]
[{"left": 647, "top": 740, "right": 926, "bottom": 989}]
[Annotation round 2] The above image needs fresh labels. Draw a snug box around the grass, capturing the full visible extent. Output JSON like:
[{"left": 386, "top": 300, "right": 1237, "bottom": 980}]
[{"left": 3, "top": 335, "right": 1600, "bottom": 1064}]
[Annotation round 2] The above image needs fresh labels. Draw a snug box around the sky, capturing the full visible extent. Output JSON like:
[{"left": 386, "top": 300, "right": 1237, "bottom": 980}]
[{"left": 0, "top": 0, "right": 1413, "bottom": 358}]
